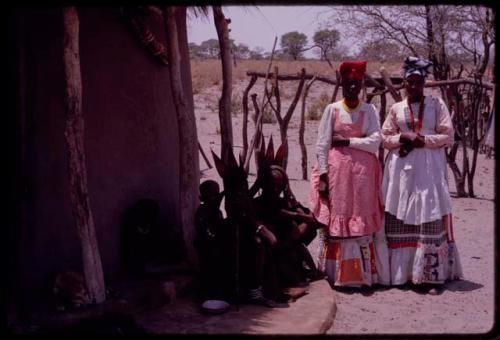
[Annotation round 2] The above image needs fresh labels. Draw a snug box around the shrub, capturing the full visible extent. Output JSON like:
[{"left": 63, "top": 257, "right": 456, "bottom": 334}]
[
  {"left": 262, "top": 107, "right": 277, "bottom": 124},
  {"left": 231, "top": 93, "right": 242, "bottom": 115},
  {"left": 306, "top": 92, "right": 330, "bottom": 120}
]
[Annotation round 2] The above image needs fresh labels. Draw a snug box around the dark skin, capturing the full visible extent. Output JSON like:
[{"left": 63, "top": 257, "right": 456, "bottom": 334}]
[
  {"left": 200, "top": 182, "right": 224, "bottom": 210},
  {"left": 261, "top": 170, "right": 323, "bottom": 278},
  {"left": 400, "top": 74, "right": 426, "bottom": 149},
  {"left": 319, "top": 76, "right": 363, "bottom": 198},
  {"left": 262, "top": 171, "right": 317, "bottom": 228}
]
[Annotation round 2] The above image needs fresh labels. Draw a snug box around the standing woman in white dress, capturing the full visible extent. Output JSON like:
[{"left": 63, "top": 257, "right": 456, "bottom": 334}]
[{"left": 381, "top": 57, "right": 463, "bottom": 295}]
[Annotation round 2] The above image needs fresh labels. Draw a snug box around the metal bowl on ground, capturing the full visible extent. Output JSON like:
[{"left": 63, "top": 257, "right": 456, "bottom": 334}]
[{"left": 201, "top": 300, "right": 230, "bottom": 315}]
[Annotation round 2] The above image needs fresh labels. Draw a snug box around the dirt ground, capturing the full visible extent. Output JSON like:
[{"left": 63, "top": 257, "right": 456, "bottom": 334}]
[{"left": 194, "top": 78, "right": 495, "bottom": 335}]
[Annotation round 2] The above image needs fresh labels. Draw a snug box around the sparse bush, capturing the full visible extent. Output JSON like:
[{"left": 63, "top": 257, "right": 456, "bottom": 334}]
[
  {"left": 231, "top": 93, "right": 242, "bottom": 115},
  {"left": 307, "top": 92, "right": 330, "bottom": 121},
  {"left": 262, "top": 107, "right": 277, "bottom": 124}
]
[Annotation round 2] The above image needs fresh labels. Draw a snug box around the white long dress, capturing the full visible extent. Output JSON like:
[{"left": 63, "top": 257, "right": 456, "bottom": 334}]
[{"left": 381, "top": 95, "right": 463, "bottom": 285}]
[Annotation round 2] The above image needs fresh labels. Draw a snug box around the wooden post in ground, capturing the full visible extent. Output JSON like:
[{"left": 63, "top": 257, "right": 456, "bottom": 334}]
[
  {"left": 300, "top": 76, "right": 317, "bottom": 180},
  {"left": 163, "top": 6, "right": 200, "bottom": 266},
  {"left": 63, "top": 6, "right": 105, "bottom": 304},
  {"left": 241, "top": 75, "right": 257, "bottom": 162},
  {"left": 213, "top": 6, "right": 234, "bottom": 163},
  {"left": 378, "top": 92, "right": 387, "bottom": 167}
]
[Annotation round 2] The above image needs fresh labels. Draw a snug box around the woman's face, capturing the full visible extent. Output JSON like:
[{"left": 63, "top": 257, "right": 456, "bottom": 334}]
[
  {"left": 342, "top": 78, "right": 363, "bottom": 100},
  {"left": 405, "top": 74, "right": 425, "bottom": 99}
]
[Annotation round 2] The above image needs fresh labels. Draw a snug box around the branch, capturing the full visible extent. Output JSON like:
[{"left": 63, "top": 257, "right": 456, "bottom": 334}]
[
  {"left": 243, "top": 37, "right": 278, "bottom": 171},
  {"left": 241, "top": 75, "right": 257, "bottom": 161},
  {"left": 284, "top": 68, "right": 307, "bottom": 124}
]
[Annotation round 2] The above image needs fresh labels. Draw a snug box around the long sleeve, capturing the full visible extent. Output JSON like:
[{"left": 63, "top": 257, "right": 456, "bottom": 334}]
[
  {"left": 316, "top": 104, "right": 334, "bottom": 175},
  {"left": 424, "top": 97, "right": 454, "bottom": 148},
  {"left": 381, "top": 105, "right": 402, "bottom": 150},
  {"left": 349, "top": 104, "right": 381, "bottom": 154}
]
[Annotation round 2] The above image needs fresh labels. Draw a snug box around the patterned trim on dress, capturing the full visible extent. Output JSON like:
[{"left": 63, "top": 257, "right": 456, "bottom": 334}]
[
  {"left": 385, "top": 212, "right": 447, "bottom": 247},
  {"left": 403, "top": 106, "right": 414, "bottom": 131}
]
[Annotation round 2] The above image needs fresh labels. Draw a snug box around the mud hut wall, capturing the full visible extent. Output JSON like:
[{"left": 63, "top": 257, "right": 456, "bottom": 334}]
[{"left": 15, "top": 7, "right": 184, "bottom": 306}]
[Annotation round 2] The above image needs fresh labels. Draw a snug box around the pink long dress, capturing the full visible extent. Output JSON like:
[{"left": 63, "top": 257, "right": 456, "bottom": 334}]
[
  {"left": 310, "top": 105, "right": 389, "bottom": 287},
  {"left": 310, "top": 109, "right": 383, "bottom": 237}
]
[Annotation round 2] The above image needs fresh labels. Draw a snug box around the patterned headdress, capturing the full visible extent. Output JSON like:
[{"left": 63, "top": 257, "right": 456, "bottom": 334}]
[
  {"left": 339, "top": 61, "right": 367, "bottom": 81},
  {"left": 403, "top": 56, "right": 433, "bottom": 79}
]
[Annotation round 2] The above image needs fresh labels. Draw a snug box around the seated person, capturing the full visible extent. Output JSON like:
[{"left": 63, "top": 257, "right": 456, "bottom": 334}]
[
  {"left": 194, "top": 180, "right": 230, "bottom": 301},
  {"left": 281, "top": 173, "right": 325, "bottom": 281},
  {"left": 253, "top": 166, "right": 324, "bottom": 292}
]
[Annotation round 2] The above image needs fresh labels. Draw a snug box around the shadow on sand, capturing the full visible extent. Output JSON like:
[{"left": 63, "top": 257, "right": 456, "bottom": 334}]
[{"left": 444, "top": 279, "right": 484, "bottom": 292}]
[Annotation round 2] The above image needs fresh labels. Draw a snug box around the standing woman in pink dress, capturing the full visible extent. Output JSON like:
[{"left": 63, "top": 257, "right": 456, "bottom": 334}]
[
  {"left": 381, "top": 57, "right": 463, "bottom": 294},
  {"left": 310, "top": 61, "right": 390, "bottom": 288}
]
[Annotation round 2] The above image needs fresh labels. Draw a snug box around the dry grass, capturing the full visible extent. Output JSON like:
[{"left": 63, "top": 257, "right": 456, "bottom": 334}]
[
  {"left": 307, "top": 92, "right": 330, "bottom": 121},
  {"left": 190, "top": 59, "right": 403, "bottom": 94}
]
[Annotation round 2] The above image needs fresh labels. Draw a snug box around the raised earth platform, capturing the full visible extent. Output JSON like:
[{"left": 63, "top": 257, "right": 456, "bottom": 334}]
[{"left": 134, "top": 279, "right": 337, "bottom": 335}]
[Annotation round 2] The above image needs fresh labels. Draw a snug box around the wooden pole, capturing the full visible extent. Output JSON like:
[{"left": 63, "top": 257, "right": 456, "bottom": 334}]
[
  {"left": 300, "top": 76, "right": 317, "bottom": 180},
  {"left": 280, "top": 68, "right": 306, "bottom": 169},
  {"left": 331, "top": 70, "right": 341, "bottom": 103},
  {"left": 243, "top": 37, "right": 278, "bottom": 171},
  {"left": 63, "top": 6, "right": 105, "bottom": 304},
  {"left": 163, "top": 6, "right": 200, "bottom": 266},
  {"left": 378, "top": 93, "right": 387, "bottom": 168},
  {"left": 246, "top": 71, "right": 494, "bottom": 90},
  {"left": 380, "top": 67, "right": 402, "bottom": 102},
  {"left": 213, "top": 6, "right": 233, "bottom": 163},
  {"left": 241, "top": 75, "right": 257, "bottom": 162}
]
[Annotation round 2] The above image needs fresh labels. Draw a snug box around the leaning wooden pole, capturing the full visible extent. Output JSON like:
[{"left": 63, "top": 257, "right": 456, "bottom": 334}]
[
  {"left": 243, "top": 37, "right": 278, "bottom": 171},
  {"left": 300, "top": 76, "right": 317, "bottom": 180},
  {"left": 280, "top": 68, "right": 306, "bottom": 170},
  {"left": 378, "top": 92, "right": 387, "bottom": 168},
  {"left": 241, "top": 75, "right": 257, "bottom": 162},
  {"left": 213, "top": 6, "right": 234, "bottom": 163},
  {"left": 62, "top": 6, "right": 105, "bottom": 304},
  {"left": 331, "top": 70, "right": 341, "bottom": 103},
  {"left": 380, "top": 67, "right": 402, "bottom": 102},
  {"left": 163, "top": 6, "right": 199, "bottom": 266}
]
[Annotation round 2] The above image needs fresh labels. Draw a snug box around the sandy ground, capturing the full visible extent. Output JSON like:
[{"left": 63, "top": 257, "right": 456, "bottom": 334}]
[{"left": 194, "top": 78, "right": 495, "bottom": 335}]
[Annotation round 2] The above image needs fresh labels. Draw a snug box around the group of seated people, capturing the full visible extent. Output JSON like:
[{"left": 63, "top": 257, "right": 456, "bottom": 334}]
[{"left": 194, "top": 164, "right": 324, "bottom": 308}]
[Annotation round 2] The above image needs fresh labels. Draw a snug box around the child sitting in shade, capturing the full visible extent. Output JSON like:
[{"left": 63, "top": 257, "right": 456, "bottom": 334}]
[{"left": 194, "top": 180, "right": 231, "bottom": 302}]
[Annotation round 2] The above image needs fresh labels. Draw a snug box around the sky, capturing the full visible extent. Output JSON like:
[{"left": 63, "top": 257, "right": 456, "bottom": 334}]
[{"left": 186, "top": 6, "right": 337, "bottom": 58}]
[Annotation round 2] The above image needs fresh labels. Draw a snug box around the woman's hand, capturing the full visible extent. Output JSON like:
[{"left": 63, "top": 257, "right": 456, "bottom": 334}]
[
  {"left": 412, "top": 134, "right": 425, "bottom": 148},
  {"left": 399, "top": 131, "right": 418, "bottom": 144},
  {"left": 331, "top": 134, "right": 350, "bottom": 147},
  {"left": 318, "top": 173, "right": 329, "bottom": 198}
]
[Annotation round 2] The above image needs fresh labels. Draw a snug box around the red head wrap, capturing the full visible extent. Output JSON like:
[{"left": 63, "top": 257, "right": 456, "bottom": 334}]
[{"left": 339, "top": 61, "right": 367, "bottom": 81}]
